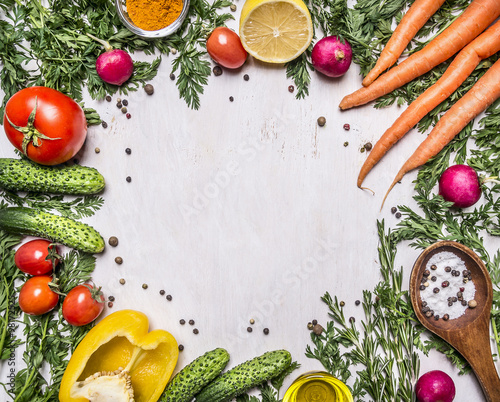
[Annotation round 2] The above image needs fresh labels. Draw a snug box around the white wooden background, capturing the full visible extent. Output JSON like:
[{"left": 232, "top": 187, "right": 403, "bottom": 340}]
[{"left": 1, "top": 7, "right": 499, "bottom": 401}]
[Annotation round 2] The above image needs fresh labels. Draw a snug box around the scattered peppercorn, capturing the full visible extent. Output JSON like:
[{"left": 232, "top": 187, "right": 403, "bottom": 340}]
[
  {"left": 180, "top": 319, "right": 185, "bottom": 325},
  {"left": 95, "top": 147, "right": 100, "bottom": 154},
  {"left": 317, "top": 116, "right": 326, "bottom": 127},
  {"left": 247, "top": 327, "right": 252, "bottom": 333},
  {"left": 122, "top": 99, "right": 128, "bottom": 106},
  {"left": 431, "top": 264, "right": 437, "bottom": 270},
  {"left": 243, "top": 74, "right": 249, "bottom": 81},
  {"left": 441, "top": 281, "right": 449, "bottom": 288},
  {"left": 263, "top": 328, "right": 269, "bottom": 335},
  {"left": 312, "top": 319, "right": 318, "bottom": 325},
  {"left": 108, "top": 302, "right": 113, "bottom": 308},
  {"left": 364, "top": 142, "right": 372, "bottom": 151},
  {"left": 142, "top": 283, "right": 148, "bottom": 289},
  {"left": 288, "top": 85, "right": 294, "bottom": 93},
  {"left": 229, "top": 96, "right": 234, "bottom": 102},
  {"left": 178, "top": 344, "right": 184, "bottom": 351},
  {"left": 144, "top": 84, "right": 154, "bottom": 95},
  {"left": 169, "top": 73, "right": 175, "bottom": 80},
  {"left": 106, "top": 95, "right": 112, "bottom": 102},
  {"left": 431, "top": 276, "right": 437, "bottom": 282},
  {"left": 115, "top": 256, "right": 123, "bottom": 264},
  {"left": 230, "top": 3, "right": 237, "bottom": 11},
  {"left": 395, "top": 212, "right": 402, "bottom": 219},
  {"left": 126, "top": 176, "right": 132, "bottom": 183},
  {"left": 249, "top": 318, "right": 255, "bottom": 324},
  {"left": 340, "top": 301, "right": 345, "bottom": 307},
  {"left": 121, "top": 107, "right": 127, "bottom": 114},
  {"left": 108, "top": 296, "right": 115, "bottom": 301},
  {"left": 343, "top": 123, "right": 350, "bottom": 130},
  {"left": 443, "top": 314, "right": 449, "bottom": 321},
  {"left": 189, "top": 319, "right": 195, "bottom": 325},
  {"left": 166, "top": 295, "right": 172, "bottom": 301},
  {"left": 213, "top": 66, "right": 222, "bottom": 76},
  {"left": 433, "top": 287, "right": 440, "bottom": 294},
  {"left": 117, "top": 102, "right": 122, "bottom": 109},
  {"left": 101, "top": 121, "right": 108, "bottom": 128},
  {"left": 193, "top": 328, "right": 199, "bottom": 334},
  {"left": 126, "top": 113, "right": 131, "bottom": 119},
  {"left": 119, "top": 278, "right": 125, "bottom": 285},
  {"left": 349, "top": 317, "right": 355, "bottom": 323},
  {"left": 343, "top": 141, "right": 349, "bottom": 147},
  {"left": 312, "top": 324, "right": 323, "bottom": 335},
  {"left": 117, "top": 98, "right": 122, "bottom": 103},
  {"left": 391, "top": 207, "right": 397, "bottom": 214},
  {"left": 468, "top": 300, "right": 477, "bottom": 308},
  {"left": 355, "top": 300, "right": 360, "bottom": 306},
  {"left": 307, "top": 322, "right": 314, "bottom": 330},
  {"left": 108, "top": 236, "right": 119, "bottom": 247},
  {"left": 160, "top": 290, "right": 165, "bottom": 296}
]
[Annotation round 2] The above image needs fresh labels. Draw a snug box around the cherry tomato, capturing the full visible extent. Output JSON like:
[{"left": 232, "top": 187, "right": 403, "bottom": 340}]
[
  {"left": 206, "top": 27, "right": 247, "bottom": 69},
  {"left": 4, "top": 86, "right": 87, "bottom": 165},
  {"left": 15, "top": 239, "right": 59, "bottom": 276},
  {"left": 19, "top": 276, "right": 59, "bottom": 316},
  {"left": 62, "top": 284, "right": 105, "bottom": 326}
]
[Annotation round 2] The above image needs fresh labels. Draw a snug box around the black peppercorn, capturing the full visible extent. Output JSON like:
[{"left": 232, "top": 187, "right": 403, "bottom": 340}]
[
  {"left": 391, "top": 207, "right": 397, "bottom": 214},
  {"left": 317, "top": 116, "right": 326, "bottom": 127},
  {"left": 395, "top": 212, "right": 402, "bottom": 219},
  {"left": 122, "top": 99, "right": 128, "bottom": 106},
  {"left": 263, "top": 328, "right": 269, "bottom": 335},
  {"left": 213, "top": 66, "right": 222, "bottom": 76},
  {"left": 101, "top": 121, "right": 108, "bottom": 128},
  {"left": 431, "top": 264, "right": 437, "bottom": 270},
  {"left": 443, "top": 314, "right": 449, "bottom": 321},
  {"left": 423, "top": 269, "right": 430, "bottom": 277},
  {"left": 115, "top": 256, "right": 123, "bottom": 264},
  {"left": 144, "top": 84, "right": 154, "bottom": 95},
  {"left": 126, "top": 176, "right": 132, "bottom": 183},
  {"left": 169, "top": 73, "right": 175, "bottom": 80},
  {"left": 364, "top": 142, "right": 372, "bottom": 151},
  {"left": 431, "top": 276, "right": 437, "bottom": 282},
  {"left": 180, "top": 319, "right": 185, "bottom": 325},
  {"left": 419, "top": 285, "right": 425, "bottom": 290},
  {"left": 243, "top": 74, "right": 249, "bottom": 81},
  {"left": 108, "top": 295, "right": 115, "bottom": 301},
  {"left": 160, "top": 290, "right": 165, "bottom": 296},
  {"left": 178, "top": 344, "right": 184, "bottom": 351},
  {"left": 343, "top": 123, "right": 350, "bottom": 131},
  {"left": 105, "top": 95, "right": 112, "bottom": 102},
  {"left": 312, "top": 319, "right": 318, "bottom": 325},
  {"left": 117, "top": 102, "right": 122, "bottom": 109},
  {"left": 247, "top": 327, "right": 252, "bottom": 333},
  {"left": 125, "top": 148, "right": 132, "bottom": 155},
  {"left": 445, "top": 266, "right": 451, "bottom": 272},
  {"left": 193, "top": 328, "right": 199, "bottom": 334},
  {"left": 166, "top": 295, "right": 172, "bottom": 301},
  {"left": 108, "top": 236, "right": 119, "bottom": 247},
  {"left": 229, "top": 96, "right": 234, "bottom": 102},
  {"left": 433, "top": 287, "right": 440, "bottom": 294},
  {"left": 189, "top": 319, "right": 195, "bottom": 325},
  {"left": 355, "top": 300, "right": 361, "bottom": 306}
]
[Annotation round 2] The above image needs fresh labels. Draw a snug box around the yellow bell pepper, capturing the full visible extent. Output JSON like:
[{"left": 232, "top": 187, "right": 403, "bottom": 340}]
[{"left": 59, "top": 309, "right": 179, "bottom": 402}]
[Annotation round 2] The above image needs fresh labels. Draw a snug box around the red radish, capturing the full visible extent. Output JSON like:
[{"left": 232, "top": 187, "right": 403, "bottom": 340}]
[
  {"left": 439, "top": 164, "right": 482, "bottom": 208},
  {"left": 87, "top": 33, "right": 134, "bottom": 86},
  {"left": 415, "top": 370, "right": 455, "bottom": 402},
  {"left": 311, "top": 36, "right": 352, "bottom": 77}
]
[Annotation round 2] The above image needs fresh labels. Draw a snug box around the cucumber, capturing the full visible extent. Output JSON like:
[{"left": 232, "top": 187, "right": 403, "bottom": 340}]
[
  {"left": 0, "top": 158, "right": 105, "bottom": 195},
  {"left": 161, "top": 348, "right": 230, "bottom": 402},
  {"left": 195, "top": 350, "right": 292, "bottom": 402},
  {"left": 0, "top": 207, "right": 105, "bottom": 253}
]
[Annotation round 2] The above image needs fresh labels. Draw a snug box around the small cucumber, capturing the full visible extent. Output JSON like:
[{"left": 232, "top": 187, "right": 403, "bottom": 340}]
[
  {"left": 0, "top": 207, "right": 105, "bottom": 253},
  {"left": 0, "top": 158, "right": 105, "bottom": 195},
  {"left": 161, "top": 348, "right": 230, "bottom": 402},
  {"left": 195, "top": 350, "right": 292, "bottom": 402}
]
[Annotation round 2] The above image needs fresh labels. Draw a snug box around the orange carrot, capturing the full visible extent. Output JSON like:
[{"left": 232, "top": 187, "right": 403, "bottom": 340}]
[
  {"left": 358, "top": 19, "right": 500, "bottom": 188},
  {"left": 363, "top": 0, "right": 446, "bottom": 86},
  {"left": 340, "top": 0, "right": 500, "bottom": 110},
  {"left": 381, "top": 57, "right": 500, "bottom": 209}
]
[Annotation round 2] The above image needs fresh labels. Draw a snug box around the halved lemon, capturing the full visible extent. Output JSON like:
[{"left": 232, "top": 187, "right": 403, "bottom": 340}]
[{"left": 239, "top": 0, "right": 313, "bottom": 64}]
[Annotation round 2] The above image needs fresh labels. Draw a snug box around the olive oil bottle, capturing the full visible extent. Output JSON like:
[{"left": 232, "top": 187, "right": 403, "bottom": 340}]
[{"left": 283, "top": 371, "right": 353, "bottom": 402}]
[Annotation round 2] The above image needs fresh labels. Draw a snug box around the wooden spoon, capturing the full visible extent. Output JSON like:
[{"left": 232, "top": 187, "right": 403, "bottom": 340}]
[{"left": 410, "top": 240, "right": 500, "bottom": 401}]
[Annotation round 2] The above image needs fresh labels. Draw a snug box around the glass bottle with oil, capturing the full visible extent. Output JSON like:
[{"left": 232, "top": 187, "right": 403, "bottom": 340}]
[{"left": 282, "top": 371, "right": 353, "bottom": 402}]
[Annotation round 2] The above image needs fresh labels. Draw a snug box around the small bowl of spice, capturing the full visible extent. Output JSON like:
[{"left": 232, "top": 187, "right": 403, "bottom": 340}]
[{"left": 115, "top": 0, "right": 190, "bottom": 38}]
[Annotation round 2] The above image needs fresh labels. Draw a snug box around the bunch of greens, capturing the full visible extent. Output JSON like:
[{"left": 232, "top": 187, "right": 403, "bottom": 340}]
[
  {"left": 0, "top": 192, "right": 103, "bottom": 400},
  {"left": 0, "top": 0, "right": 233, "bottom": 117},
  {"left": 302, "top": 0, "right": 500, "bottom": 400}
]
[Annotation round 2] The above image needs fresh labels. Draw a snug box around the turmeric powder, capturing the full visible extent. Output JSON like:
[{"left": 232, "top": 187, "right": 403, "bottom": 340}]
[{"left": 127, "top": 0, "right": 183, "bottom": 31}]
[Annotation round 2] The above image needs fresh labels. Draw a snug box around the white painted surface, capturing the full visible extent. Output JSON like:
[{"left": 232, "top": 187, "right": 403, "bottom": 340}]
[{"left": 0, "top": 14, "right": 496, "bottom": 402}]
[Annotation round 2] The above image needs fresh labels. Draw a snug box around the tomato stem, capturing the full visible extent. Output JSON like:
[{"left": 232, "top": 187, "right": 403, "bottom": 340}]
[{"left": 4, "top": 97, "right": 61, "bottom": 156}]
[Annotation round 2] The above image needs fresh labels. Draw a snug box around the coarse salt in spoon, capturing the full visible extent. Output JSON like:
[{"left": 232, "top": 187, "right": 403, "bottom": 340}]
[{"left": 410, "top": 241, "right": 500, "bottom": 402}]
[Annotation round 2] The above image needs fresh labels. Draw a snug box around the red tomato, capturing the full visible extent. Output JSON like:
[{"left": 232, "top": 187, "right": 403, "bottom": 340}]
[
  {"left": 19, "top": 276, "right": 59, "bottom": 316},
  {"left": 4, "top": 86, "right": 87, "bottom": 165},
  {"left": 206, "top": 27, "right": 247, "bottom": 69},
  {"left": 62, "top": 284, "right": 105, "bottom": 326},
  {"left": 15, "top": 239, "right": 59, "bottom": 276}
]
